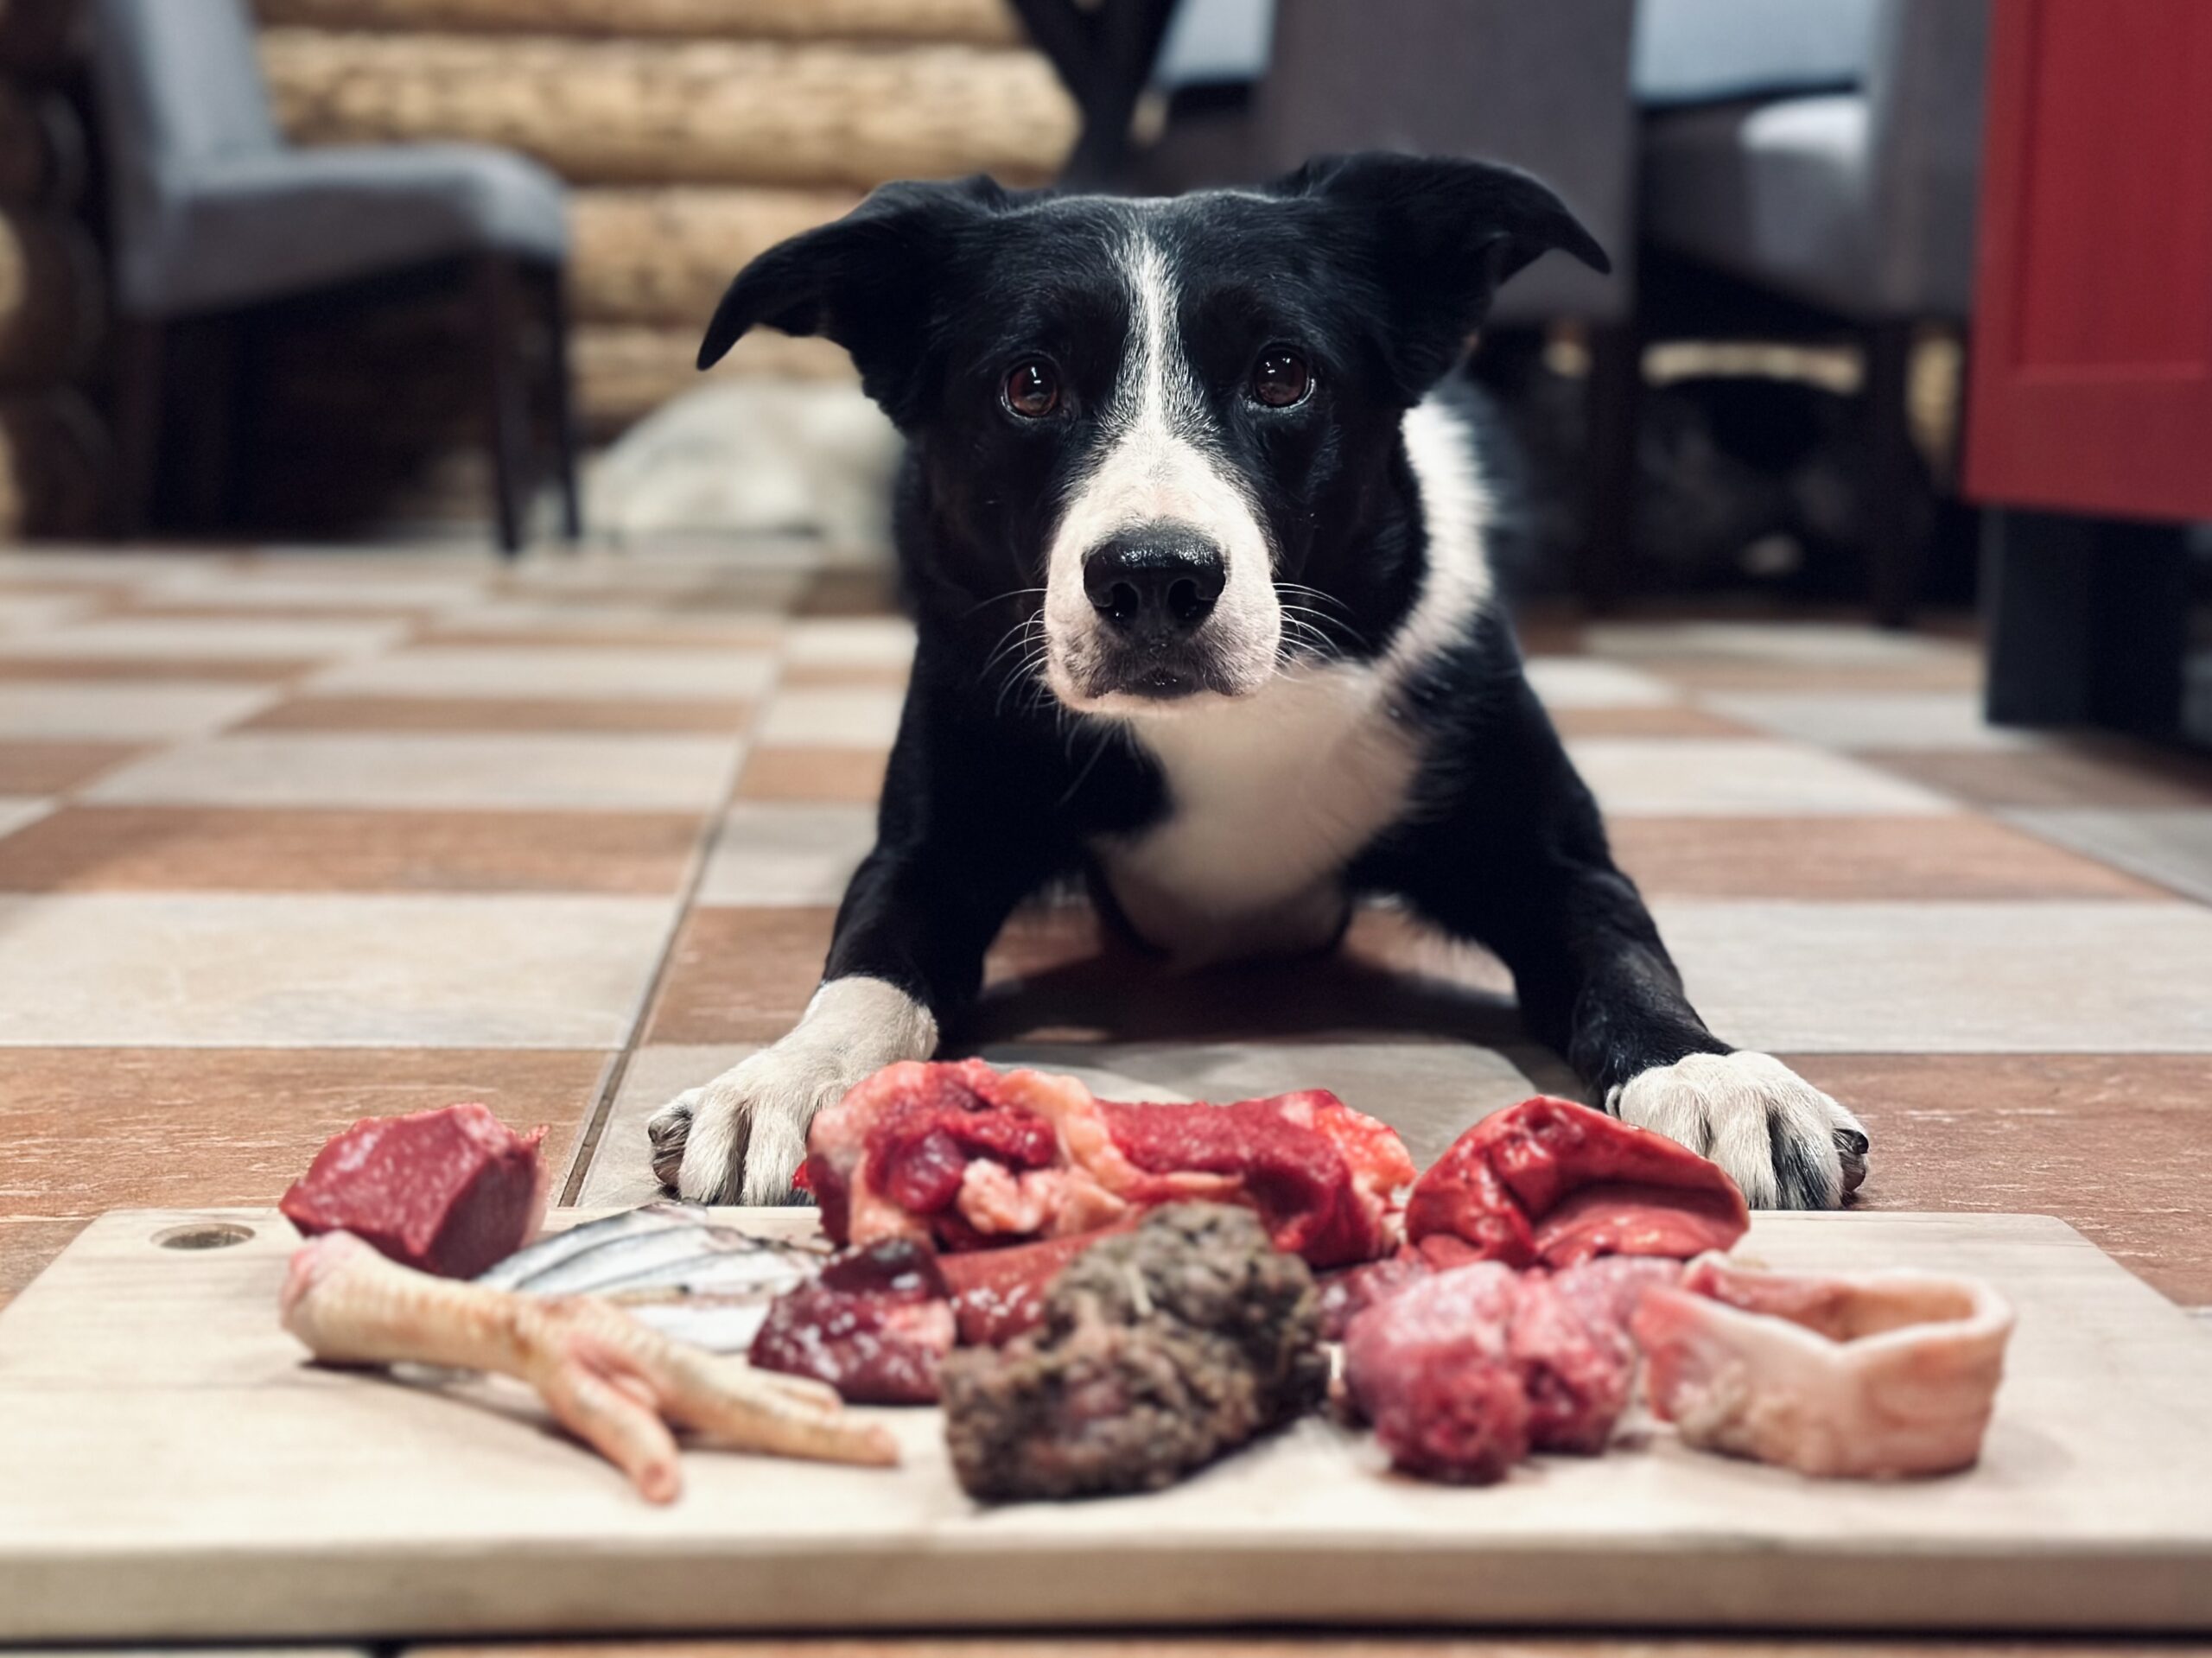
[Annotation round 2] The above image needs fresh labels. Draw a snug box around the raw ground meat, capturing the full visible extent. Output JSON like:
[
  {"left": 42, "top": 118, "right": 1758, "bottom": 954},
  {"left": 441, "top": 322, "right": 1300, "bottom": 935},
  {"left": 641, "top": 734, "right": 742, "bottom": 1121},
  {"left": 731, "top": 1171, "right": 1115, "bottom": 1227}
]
[
  {"left": 1405, "top": 1096, "right": 1748, "bottom": 1269},
  {"left": 939, "top": 1204, "right": 1328, "bottom": 1501},
  {"left": 747, "top": 1238, "right": 957, "bottom": 1405},
  {"left": 280, "top": 1102, "right": 547, "bottom": 1279},
  {"left": 1341, "top": 1255, "right": 1683, "bottom": 1483},
  {"left": 805, "top": 1060, "right": 1413, "bottom": 1270}
]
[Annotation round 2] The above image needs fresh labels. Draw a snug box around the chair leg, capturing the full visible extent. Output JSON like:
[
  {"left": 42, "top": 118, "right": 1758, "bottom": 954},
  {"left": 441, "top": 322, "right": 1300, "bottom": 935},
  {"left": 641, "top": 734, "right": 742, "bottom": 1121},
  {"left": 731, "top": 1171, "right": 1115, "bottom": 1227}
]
[
  {"left": 1862, "top": 321, "right": 1920, "bottom": 630},
  {"left": 476, "top": 253, "right": 530, "bottom": 557},
  {"left": 112, "top": 317, "right": 165, "bottom": 540},
  {"left": 546, "top": 264, "right": 583, "bottom": 543},
  {"left": 1578, "top": 321, "right": 1642, "bottom": 616}
]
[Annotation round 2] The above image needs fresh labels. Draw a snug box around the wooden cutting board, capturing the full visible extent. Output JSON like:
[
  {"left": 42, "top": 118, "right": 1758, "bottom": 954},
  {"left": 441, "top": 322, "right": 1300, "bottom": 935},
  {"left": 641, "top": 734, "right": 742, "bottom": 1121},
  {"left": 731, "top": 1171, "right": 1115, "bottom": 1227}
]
[{"left": 2, "top": 1207, "right": 2209, "bottom": 1642}]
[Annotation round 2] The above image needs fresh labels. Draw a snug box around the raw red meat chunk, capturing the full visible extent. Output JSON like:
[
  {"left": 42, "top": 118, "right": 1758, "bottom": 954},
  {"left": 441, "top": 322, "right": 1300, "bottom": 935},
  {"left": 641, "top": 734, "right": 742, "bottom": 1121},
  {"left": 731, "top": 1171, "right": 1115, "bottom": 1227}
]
[
  {"left": 279, "top": 1102, "right": 547, "bottom": 1280},
  {"left": 748, "top": 1239, "right": 957, "bottom": 1405},
  {"left": 804, "top": 1059, "right": 1414, "bottom": 1269},
  {"left": 1341, "top": 1255, "right": 1682, "bottom": 1482},
  {"left": 1404, "top": 1096, "right": 1748, "bottom": 1270}
]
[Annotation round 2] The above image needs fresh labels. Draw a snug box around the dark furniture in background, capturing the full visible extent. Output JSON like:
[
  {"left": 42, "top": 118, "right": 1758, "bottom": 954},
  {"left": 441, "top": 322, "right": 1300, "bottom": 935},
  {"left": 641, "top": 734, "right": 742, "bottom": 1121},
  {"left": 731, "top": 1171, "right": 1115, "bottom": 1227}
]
[
  {"left": 1632, "top": 0, "right": 1992, "bottom": 627},
  {"left": 1967, "top": 0, "right": 2211, "bottom": 738},
  {"left": 88, "top": 0, "right": 580, "bottom": 553}
]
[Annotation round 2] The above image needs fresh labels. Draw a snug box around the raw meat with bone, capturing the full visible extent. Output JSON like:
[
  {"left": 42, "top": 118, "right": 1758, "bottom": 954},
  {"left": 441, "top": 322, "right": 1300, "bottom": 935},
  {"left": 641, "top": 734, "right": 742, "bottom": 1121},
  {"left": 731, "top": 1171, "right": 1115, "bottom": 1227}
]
[
  {"left": 1406, "top": 1096, "right": 1749, "bottom": 1269},
  {"left": 1632, "top": 1255, "right": 2015, "bottom": 1477},
  {"left": 1341, "top": 1255, "right": 1683, "bottom": 1483},
  {"left": 282, "top": 1230, "right": 898, "bottom": 1502},
  {"left": 804, "top": 1059, "right": 1413, "bottom": 1269},
  {"left": 281, "top": 1102, "right": 547, "bottom": 1280}
]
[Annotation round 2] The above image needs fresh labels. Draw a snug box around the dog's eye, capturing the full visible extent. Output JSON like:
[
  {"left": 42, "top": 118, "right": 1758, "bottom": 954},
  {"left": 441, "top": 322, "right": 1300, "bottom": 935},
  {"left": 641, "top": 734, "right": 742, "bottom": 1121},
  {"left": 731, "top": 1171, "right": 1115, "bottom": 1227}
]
[
  {"left": 1249, "top": 348, "right": 1312, "bottom": 409},
  {"left": 1003, "top": 360, "right": 1061, "bottom": 419}
]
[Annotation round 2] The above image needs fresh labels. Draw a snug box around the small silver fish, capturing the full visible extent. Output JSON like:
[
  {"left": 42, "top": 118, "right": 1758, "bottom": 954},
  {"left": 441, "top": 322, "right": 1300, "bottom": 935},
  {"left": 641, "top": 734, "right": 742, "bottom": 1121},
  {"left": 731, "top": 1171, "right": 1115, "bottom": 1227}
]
[
  {"left": 474, "top": 1202, "right": 708, "bottom": 1291},
  {"left": 590, "top": 1236, "right": 831, "bottom": 1299},
  {"left": 623, "top": 1300, "right": 781, "bottom": 1354}
]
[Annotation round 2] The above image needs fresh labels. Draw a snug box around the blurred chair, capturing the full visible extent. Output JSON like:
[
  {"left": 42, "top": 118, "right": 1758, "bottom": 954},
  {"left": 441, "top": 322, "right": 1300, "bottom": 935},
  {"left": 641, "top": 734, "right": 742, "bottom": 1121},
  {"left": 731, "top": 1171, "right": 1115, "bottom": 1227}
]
[
  {"left": 1634, "top": 0, "right": 1992, "bottom": 626},
  {"left": 1142, "top": 0, "right": 1643, "bottom": 607},
  {"left": 88, "top": 0, "right": 579, "bottom": 552}
]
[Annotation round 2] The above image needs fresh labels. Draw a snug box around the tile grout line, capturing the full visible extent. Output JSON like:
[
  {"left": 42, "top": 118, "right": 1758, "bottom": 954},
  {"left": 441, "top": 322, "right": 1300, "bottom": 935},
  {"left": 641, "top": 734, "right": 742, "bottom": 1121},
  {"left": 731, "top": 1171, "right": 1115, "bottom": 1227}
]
[{"left": 556, "top": 616, "right": 799, "bottom": 1206}]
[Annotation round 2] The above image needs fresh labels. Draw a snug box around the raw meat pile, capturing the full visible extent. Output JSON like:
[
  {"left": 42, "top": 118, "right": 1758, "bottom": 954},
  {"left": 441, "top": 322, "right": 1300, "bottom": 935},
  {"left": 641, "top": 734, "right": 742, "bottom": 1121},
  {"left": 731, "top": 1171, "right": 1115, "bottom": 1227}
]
[
  {"left": 281, "top": 1102, "right": 547, "bottom": 1279},
  {"left": 1342, "top": 1255, "right": 1682, "bottom": 1483},
  {"left": 1404, "top": 1094, "right": 1750, "bottom": 1269},
  {"left": 1634, "top": 1255, "right": 2015, "bottom": 1477},
  {"left": 804, "top": 1059, "right": 1414, "bottom": 1269},
  {"left": 939, "top": 1203, "right": 1328, "bottom": 1501},
  {"left": 748, "top": 1238, "right": 958, "bottom": 1405}
]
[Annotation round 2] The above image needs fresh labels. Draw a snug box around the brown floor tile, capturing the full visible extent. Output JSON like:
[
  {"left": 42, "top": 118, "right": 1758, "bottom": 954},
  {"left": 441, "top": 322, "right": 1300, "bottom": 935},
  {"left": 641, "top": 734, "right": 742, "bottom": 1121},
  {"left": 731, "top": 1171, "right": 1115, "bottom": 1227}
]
[
  {"left": 736, "top": 746, "right": 890, "bottom": 804},
  {"left": 423, "top": 625, "right": 783, "bottom": 649},
  {"left": 0, "top": 740, "right": 145, "bottom": 795},
  {"left": 0, "top": 1048, "right": 610, "bottom": 1222},
  {"left": 798, "top": 569, "right": 903, "bottom": 615},
  {"left": 642, "top": 906, "right": 838, "bottom": 1043},
  {"left": 410, "top": 1643, "right": 2206, "bottom": 1658},
  {"left": 781, "top": 661, "right": 914, "bottom": 690},
  {"left": 0, "top": 657, "right": 305, "bottom": 683},
  {"left": 1641, "top": 659, "right": 1984, "bottom": 693},
  {"left": 1548, "top": 705, "right": 1758, "bottom": 739},
  {"left": 1792, "top": 1053, "right": 2212, "bottom": 1305},
  {"left": 0, "top": 1215, "right": 89, "bottom": 1313},
  {"left": 1611, "top": 816, "right": 2169, "bottom": 901},
  {"left": 1864, "top": 742, "right": 2212, "bottom": 810},
  {"left": 242, "top": 695, "right": 756, "bottom": 734},
  {"left": 0, "top": 806, "right": 706, "bottom": 893}
]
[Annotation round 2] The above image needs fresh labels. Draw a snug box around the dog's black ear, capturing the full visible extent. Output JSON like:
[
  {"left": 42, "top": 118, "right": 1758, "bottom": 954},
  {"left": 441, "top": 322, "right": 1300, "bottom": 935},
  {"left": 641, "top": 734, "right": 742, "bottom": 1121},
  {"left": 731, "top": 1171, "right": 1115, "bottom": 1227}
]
[
  {"left": 1274, "top": 153, "right": 1610, "bottom": 395},
  {"left": 697, "top": 174, "right": 1012, "bottom": 428}
]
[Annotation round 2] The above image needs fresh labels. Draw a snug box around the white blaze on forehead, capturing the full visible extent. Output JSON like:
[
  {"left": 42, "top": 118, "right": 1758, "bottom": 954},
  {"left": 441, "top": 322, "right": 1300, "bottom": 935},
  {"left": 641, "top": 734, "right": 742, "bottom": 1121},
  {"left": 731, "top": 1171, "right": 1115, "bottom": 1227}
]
[{"left": 1042, "top": 230, "right": 1281, "bottom": 708}]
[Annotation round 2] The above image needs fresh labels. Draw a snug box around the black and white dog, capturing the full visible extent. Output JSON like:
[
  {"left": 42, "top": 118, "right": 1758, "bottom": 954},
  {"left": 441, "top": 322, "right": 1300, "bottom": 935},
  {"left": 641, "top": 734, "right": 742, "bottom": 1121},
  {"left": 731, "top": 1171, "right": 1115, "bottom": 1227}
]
[{"left": 647, "top": 154, "right": 1871, "bottom": 1212}]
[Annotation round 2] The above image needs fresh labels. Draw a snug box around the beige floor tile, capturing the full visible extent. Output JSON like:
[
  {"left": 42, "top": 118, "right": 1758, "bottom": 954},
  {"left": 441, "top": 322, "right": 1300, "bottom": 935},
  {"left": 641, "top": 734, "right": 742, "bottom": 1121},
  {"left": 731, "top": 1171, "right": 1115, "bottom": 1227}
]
[
  {"left": 1546, "top": 705, "right": 1757, "bottom": 740},
  {"left": 1706, "top": 690, "right": 2041, "bottom": 752},
  {"left": 143, "top": 574, "right": 490, "bottom": 611},
  {"left": 694, "top": 803, "right": 876, "bottom": 905},
  {"left": 1653, "top": 899, "right": 2212, "bottom": 1052},
  {"left": 1566, "top": 738, "right": 1955, "bottom": 816},
  {"left": 0, "top": 893, "right": 678, "bottom": 1047},
  {"left": 1588, "top": 619, "right": 1974, "bottom": 666},
  {"left": 309, "top": 645, "right": 779, "bottom": 702},
  {"left": 0, "top": 593, "right": 98, "bottom": 632},
  {"left": 84, "top": 732, "right": 742, "bottom": 812},
  {"left": 575, "top": 1042, "right": 761, "bottom": 1206},
  {"left": 1522, "top": 657, "right": 1681, "bottom": 708},
  {"left": 0, "top": 682, "right": 277, "bottom": 739},
  {"left": 784, "top": 616, "right": 918, "bottom": 668},
  {"left": 0, "top": 797, "right": 48, "bottom": 838},
  {"left": 0, "top": 616, "right": 406, "bottom": 663},
  {"left": 2008, "top": 809, "right": 2212, "bottom": 905},
  {"left": 755, "top": 685, "right": 907, "bottom": 747}
]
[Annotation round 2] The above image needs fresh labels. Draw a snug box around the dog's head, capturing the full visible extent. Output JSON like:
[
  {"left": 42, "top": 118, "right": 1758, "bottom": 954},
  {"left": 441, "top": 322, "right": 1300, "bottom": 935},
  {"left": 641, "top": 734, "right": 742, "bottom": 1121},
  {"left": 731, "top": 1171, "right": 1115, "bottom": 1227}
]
[{"left": 699, "top": 154, "right": 1605, "bottom": 716}]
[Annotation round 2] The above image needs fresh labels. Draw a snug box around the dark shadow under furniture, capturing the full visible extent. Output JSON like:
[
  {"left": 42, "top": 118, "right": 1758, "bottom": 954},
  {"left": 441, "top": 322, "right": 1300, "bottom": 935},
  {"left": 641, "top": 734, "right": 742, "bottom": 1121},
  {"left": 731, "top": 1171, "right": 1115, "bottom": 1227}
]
[{"left": 88, "top": 0, "right": 578, "bottom": 553}]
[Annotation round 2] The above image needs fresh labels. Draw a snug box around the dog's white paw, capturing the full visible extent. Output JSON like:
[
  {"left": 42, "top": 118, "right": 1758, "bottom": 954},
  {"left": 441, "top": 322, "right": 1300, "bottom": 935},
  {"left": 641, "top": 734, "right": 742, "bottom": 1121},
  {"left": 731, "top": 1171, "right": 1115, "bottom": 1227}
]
[
  {"left": 645, "top": 1045, "right": 852, "bottom": 1206},
  {"left": 1608, "top": 1051, "right": 1868, "bottom": 1210}
]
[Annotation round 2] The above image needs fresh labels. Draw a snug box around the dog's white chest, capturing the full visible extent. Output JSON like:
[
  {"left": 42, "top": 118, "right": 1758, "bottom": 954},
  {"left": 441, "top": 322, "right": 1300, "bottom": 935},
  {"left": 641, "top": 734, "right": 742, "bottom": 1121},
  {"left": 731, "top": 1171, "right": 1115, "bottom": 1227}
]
[{"left": 1092, "top": 667, "right": 1422, "bottom": 965}]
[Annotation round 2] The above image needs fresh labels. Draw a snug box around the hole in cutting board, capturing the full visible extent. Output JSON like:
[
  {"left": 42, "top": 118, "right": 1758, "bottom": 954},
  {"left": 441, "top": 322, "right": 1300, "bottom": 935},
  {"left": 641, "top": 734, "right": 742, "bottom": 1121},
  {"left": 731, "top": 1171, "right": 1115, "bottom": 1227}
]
[{"left": 154, "top": 1222, "right": 256, "bottom": 1251}]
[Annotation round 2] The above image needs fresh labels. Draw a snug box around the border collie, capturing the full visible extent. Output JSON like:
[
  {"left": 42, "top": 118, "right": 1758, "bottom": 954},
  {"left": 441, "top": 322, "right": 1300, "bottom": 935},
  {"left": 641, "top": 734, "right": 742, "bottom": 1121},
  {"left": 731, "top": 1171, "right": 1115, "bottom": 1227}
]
[{"left": 646, "top": 154, "right": 1871, "bottom": 1212}]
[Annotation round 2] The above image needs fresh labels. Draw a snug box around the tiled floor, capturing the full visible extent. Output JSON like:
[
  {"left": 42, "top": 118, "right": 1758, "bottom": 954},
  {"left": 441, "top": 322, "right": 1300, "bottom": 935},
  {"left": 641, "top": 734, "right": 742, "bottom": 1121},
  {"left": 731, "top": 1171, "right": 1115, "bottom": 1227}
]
[{"left": 4, "top": 547, "right": 2212, "bottom": 1327}]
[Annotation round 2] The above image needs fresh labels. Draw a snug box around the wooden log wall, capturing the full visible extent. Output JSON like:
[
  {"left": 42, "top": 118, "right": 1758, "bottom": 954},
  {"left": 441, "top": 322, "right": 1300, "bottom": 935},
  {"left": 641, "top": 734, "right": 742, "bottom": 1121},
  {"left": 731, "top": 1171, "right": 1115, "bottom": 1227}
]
[
  {"left": 254, "top": 0, "right": 1065, "bottom": 435},
  {"left": 254, "top": 0, "right": 1020, "bottom": 46}
]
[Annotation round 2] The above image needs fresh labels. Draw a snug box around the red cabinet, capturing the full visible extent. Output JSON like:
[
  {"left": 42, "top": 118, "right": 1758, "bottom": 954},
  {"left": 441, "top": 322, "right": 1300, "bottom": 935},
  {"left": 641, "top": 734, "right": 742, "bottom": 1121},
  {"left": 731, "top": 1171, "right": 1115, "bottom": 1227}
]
[{"left": 1966, "top": 0, "right": 2212, "bottom": 522}]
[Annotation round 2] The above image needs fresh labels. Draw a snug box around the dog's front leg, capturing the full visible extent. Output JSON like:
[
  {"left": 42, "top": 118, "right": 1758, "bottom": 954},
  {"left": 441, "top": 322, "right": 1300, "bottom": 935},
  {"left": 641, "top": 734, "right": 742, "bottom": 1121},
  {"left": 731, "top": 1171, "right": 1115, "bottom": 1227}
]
[
  {"left": 1382, "top": 685, "right": 1867, "bottom": 1209},
  {"left": 649, "top": 726, "right": 1059, "bottom": 1203}
]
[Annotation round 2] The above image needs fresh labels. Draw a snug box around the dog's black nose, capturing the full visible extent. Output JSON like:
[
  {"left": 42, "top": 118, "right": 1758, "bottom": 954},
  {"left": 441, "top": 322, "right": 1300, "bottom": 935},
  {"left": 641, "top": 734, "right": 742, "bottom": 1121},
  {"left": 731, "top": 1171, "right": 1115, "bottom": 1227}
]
[{"left": 1083, "top": 532, "right": 1226, "bottom": 640}]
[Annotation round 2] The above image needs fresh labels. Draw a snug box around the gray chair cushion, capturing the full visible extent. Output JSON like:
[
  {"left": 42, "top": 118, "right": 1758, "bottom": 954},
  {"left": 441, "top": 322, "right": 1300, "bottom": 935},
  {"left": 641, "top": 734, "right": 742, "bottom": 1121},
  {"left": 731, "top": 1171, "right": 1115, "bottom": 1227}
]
[
  {"left": 1633, "top": 0, "right": 1880, "bottom": 110},
  {"left": 117, "top": 143, "right": 569, "bottom": 317},
  {"left": 1642, "top": 93, "right": 1878, "bottom": 314}
]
